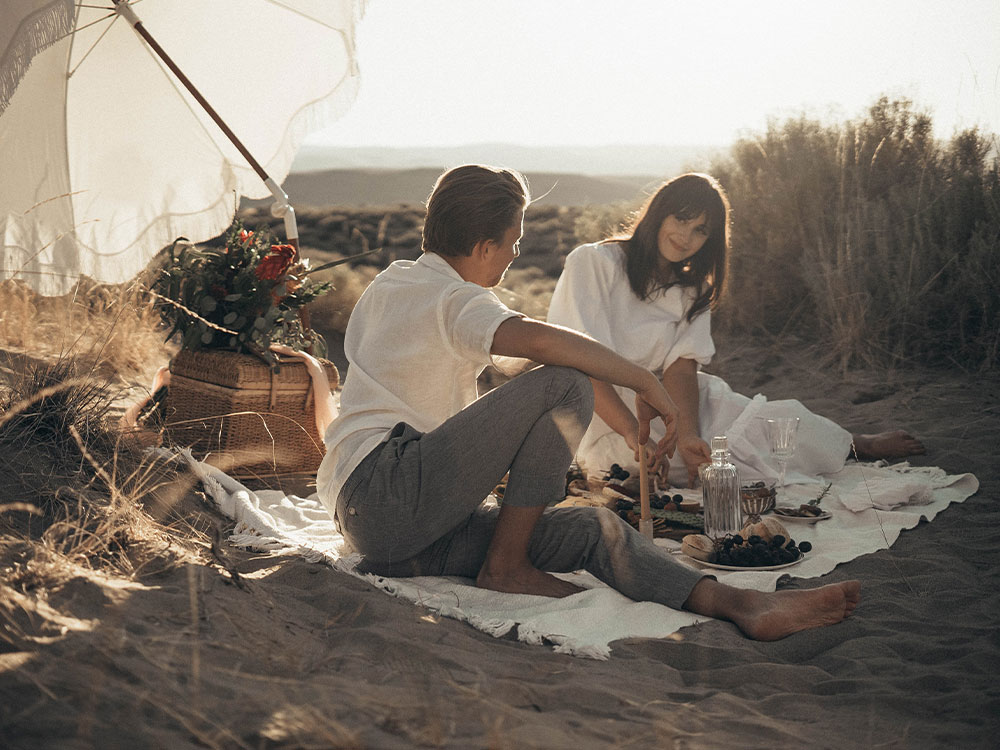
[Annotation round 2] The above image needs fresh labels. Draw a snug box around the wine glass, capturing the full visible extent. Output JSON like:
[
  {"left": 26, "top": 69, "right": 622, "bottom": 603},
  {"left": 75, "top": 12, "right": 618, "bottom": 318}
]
[{"left": 766, "top": 416, "right": 800, "bottom": 489}]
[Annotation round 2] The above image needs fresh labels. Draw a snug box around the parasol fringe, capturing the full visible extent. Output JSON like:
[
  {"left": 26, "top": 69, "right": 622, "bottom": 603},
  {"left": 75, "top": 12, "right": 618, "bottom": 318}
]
[{"left": 0, "top": 0, "right": 74, "bottom": 114}]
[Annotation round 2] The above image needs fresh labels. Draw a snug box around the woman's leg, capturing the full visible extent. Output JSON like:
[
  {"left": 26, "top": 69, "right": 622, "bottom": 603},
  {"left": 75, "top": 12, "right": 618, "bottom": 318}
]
[{"left": 341, "top": 366, "right": 593, "bottom": 568}]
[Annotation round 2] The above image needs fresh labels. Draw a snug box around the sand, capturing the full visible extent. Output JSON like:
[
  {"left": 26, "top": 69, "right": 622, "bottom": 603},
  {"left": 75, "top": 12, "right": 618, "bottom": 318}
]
[{"left": 1, "top": 334, "right": 998, "bottom": 749}]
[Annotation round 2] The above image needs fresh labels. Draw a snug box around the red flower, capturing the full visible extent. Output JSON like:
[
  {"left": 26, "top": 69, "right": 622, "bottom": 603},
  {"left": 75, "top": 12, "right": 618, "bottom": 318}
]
[
  {"left": 239, "top": 229, "right": 254, "bottom": 244},
  {"left": 255, "top": 244, "right": 296, "bottom": 280}
]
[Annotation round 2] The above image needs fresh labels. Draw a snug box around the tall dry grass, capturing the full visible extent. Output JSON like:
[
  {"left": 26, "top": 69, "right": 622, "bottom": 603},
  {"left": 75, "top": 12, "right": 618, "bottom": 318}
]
[
  {"left": 0, "top": 278, "right": 173, "bottom": 380},
  {"left": 0, "top": 280, "right": 203, "bottom": 634},
  {"left": 710, "top": 96, "right": 1000, "bottom": 372}
]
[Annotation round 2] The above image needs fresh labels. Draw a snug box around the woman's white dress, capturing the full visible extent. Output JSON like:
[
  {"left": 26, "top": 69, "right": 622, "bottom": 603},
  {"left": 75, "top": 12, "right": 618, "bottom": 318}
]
[{"left": 546, "top": 242, "right": 852, "bottom": 486}]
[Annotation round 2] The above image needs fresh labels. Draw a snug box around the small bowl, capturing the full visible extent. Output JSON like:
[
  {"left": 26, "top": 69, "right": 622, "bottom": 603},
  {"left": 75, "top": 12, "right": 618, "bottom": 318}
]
[
  {"left": 740, "top": 480, "right": 776, "bottom": 521},
  {"left": 678, "top": 499, "right": 702, "bottom": 513}
]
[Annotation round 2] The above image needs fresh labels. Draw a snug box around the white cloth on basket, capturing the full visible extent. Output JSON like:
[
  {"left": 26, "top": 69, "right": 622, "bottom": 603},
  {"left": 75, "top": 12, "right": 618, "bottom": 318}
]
[{"left": 547, "top": 242, "right": 852, "bottom": 485}]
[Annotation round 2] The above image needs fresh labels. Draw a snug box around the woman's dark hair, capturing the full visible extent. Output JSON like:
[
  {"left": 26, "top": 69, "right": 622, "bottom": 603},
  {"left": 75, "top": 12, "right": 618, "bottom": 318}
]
[
  {"left": 422, "top": 165, "right": 530, "bottom": 257},
  {"left": 605, "top": 172, "right": 731, "bottom": 321}
]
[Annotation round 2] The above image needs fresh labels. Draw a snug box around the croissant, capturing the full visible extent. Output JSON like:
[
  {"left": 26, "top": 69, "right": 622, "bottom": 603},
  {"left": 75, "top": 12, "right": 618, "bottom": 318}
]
[{"left": 681, "top": 534, "right": 715, "bottom": 562}]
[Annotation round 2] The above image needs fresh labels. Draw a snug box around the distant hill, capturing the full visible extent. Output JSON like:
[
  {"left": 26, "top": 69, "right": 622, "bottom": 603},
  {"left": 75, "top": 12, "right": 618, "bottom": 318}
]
[
  {"left": 290, "top": 142, "right": 722, "bottom": 177},
  {"left": 263, "top": 167, "right": 664, "bottom": 207},
  {"left": 261, "top": 142, "right": 727, "bottom": 208}
]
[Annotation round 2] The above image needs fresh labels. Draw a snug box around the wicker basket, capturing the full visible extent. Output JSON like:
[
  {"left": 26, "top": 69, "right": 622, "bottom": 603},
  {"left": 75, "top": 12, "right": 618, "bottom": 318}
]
[{"left": 164, "top": 349, "right": 339, "bottom": 476}]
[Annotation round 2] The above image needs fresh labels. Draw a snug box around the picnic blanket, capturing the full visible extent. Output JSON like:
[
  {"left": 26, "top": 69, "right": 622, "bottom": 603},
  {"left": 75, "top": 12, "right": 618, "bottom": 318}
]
[{"left": 176, "top": 450, "right": 978, "bottom": 659}]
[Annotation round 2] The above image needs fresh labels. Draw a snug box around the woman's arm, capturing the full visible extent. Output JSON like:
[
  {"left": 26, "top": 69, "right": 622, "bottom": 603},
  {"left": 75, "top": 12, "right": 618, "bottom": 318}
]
[
  {"left": 491, "top": 317, "right": 678, "bottom": 456},
  {"left": 661, "top": 357, "right": 712, "bottom": 486},
  {"left": 591, "top": 379, "right": 647, "bottom": 462}
]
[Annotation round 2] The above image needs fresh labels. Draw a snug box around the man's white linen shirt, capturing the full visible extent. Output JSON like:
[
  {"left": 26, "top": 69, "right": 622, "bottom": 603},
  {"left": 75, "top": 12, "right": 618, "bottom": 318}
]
[{"left": 317, "top": 251, "right": 522, "bottom": 513}]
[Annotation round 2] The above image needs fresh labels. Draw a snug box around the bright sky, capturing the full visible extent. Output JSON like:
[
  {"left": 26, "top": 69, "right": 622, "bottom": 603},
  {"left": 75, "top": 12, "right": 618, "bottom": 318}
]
[{"left": 306, "top": 0, "right": 1000, "bottom": 148}]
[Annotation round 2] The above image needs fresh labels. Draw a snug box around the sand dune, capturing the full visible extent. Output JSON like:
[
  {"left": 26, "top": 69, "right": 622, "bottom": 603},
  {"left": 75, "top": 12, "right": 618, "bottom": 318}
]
[{"left": 1, "top": 333, "right": 997, "bottom": 748}]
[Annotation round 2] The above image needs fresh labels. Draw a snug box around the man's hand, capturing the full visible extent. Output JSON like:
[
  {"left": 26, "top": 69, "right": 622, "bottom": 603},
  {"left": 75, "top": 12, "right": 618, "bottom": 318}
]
[
  {"left": 676, "top": 435, "right": 712, "bottom": 488},
  {"left": 635, "top": 387, "right": 679, "bottom": 460}
]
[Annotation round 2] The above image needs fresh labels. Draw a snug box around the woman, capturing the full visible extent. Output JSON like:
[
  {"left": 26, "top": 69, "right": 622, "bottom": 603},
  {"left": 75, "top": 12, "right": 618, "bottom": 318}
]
[{"left": 547, "top": 173, "right": 924, "bottom": 487}]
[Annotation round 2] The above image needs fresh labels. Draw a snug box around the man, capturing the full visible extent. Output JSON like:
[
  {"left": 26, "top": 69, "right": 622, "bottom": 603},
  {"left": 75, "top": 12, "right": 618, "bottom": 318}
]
[{"left": 317, "top": 164, "right": 859, "bottom": 639}]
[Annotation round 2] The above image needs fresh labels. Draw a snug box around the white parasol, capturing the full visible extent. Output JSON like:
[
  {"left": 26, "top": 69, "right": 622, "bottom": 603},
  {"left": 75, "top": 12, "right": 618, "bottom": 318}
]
[{"left": 0, "top": 0, "right": 363, "bottom": 296}]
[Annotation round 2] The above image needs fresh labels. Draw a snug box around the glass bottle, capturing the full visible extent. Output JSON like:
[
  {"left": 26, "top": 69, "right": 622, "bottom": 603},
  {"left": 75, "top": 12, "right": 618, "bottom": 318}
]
[{"left": 701, "top": 435, "right": 742, "bottom": 540}]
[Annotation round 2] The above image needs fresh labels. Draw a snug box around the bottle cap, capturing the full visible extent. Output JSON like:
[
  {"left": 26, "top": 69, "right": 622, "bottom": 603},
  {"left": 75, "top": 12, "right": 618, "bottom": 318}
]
[{"left": 711, "top": 435, "right": 728, "bottom": 452}]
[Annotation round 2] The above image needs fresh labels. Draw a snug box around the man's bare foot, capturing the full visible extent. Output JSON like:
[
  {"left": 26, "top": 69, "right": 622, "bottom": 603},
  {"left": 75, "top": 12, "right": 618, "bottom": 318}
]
[
  {"left": 852, "top": 430, "right": 926, "bottom": 460},
  {"left": 477, "top": 565, "right": 584, "bottom": 598},
  {"left": 729, "top": 581, "right": 862, "bottom": 641}
]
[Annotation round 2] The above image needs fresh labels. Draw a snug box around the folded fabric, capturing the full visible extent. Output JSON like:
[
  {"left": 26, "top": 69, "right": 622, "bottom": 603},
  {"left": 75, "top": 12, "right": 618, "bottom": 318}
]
[
  {"left": 837, "top": 462, "right": 964, "bottom": 512},
  {"left": 840, "top": 476, "right": 932, "bottom": 511}
]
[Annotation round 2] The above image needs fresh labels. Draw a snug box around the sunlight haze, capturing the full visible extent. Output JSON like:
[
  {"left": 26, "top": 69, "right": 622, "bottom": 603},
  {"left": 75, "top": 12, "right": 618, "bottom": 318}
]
[{"left": 307, "top": 0, "right": 1000, "bottom": 150}]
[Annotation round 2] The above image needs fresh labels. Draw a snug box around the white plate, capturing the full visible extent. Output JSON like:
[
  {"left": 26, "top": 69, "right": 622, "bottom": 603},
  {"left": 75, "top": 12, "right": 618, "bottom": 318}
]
[
  {"left": 683, "top": 552, "right": 804, "bottom": 572},
  {"left": 774, "top": 508, "right": 832, "bottom": 523}
]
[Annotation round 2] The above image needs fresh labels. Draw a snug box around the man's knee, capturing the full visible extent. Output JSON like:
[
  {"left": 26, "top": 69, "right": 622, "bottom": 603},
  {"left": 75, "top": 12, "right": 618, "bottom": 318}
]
[
  {"left": 564, "top": 506, "right": 628, "bottom": 546},
  {"left": 539, "top": 365, "right": 594, "bottom": 414}
]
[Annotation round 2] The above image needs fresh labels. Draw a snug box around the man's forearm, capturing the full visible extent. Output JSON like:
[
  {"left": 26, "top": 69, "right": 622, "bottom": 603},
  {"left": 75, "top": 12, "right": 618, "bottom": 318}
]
[{"left": 492, "top": 317, "right": 658, "bottom": 395}]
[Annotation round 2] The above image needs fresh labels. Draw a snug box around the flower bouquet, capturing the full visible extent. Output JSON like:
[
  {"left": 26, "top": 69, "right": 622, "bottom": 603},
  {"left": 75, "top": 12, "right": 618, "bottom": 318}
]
[
  {"left": 154, "top": 219, "right": 332, "bottom": 367},
  {"left": 151, "top": 219, "right": 359, "bottom": 474}
]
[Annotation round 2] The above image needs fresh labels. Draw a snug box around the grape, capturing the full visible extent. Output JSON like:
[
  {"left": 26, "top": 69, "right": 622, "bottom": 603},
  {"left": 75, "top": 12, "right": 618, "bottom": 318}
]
[
  {"left": 748, "top": 535, "right": 763, "bottom": 545},
  {"left": 798, "top": 541, "right": 813, "bottom": 553},
  {"left": 771, "top": 534, "right": 786, "bottom": 548},
  {"left": 672, "top": 494, "right": 683, "bottom": 504}
]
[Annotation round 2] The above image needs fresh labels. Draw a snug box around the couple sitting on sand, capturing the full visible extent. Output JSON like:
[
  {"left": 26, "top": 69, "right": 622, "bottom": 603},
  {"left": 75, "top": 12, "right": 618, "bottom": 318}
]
[{"left": 317, "top": 165, "right": 922, "bottom": 641}]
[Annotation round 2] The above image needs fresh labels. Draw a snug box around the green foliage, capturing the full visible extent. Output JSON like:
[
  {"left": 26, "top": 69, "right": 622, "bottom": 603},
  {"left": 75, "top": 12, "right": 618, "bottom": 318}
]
[
  {"left": 153, "top": 220, "right": 332, "bottom": 366},
  {"left": 711, "top": 96, "right": 1000, "bottom": 371}
]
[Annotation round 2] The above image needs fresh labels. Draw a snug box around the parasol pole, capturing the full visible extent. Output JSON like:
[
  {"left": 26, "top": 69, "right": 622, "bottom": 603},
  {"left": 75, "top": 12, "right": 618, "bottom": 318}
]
[
  {"left": 112, "top": 1, "right": 299, "bottom": 257},
  {"left": 638, "top": 443, "right": 653, "bottom": 540}
]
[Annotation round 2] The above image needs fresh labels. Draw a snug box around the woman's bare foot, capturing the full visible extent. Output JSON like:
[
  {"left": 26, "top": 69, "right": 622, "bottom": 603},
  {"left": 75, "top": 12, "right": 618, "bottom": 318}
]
[
  {"left": 852, "top": 430, "right": 926, "bottom": 460},
  {"left": 728, "top": 581, "right": 862, "bottom": 641},
  {"left": 683, "top": 578, "right": 861, "bottom": 640},
  {"left": 477, "top": 564, "right": 584, "bottom": 598}
]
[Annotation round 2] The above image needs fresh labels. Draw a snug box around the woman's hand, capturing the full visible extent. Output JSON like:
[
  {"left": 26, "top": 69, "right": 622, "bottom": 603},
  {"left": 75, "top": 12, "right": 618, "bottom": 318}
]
[{"left": 676, "top": 434, "right": 712, "bottom": 488}]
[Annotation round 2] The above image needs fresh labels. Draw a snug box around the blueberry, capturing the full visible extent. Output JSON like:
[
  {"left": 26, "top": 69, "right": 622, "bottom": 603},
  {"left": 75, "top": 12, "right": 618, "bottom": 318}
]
[
  {"left": 748, "top": 535, "right": 763, "bottom": 545},
  {"left": 799, "top": 541, "right": 813, "bottom": 554},
  {"left": 771, "top": 535, "right": 786, "bottom": 548},
  {"left": 672, "top": 494, "right": 683, "bottom": 504},
  {"left": 731, "top": 535, "right": 744, "bottom": 546}
]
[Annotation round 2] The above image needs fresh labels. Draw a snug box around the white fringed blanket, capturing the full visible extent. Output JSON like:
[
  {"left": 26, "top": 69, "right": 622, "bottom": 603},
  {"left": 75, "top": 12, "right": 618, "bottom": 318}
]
[{"left": 177, "top": 450, "right": 978, "bottom": 659}]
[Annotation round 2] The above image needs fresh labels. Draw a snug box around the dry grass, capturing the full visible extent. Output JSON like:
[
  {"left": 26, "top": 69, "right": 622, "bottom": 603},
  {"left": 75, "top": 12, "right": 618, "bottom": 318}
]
[
  {"left": 0, "top": 280, "right": 208, "bottom": 661},
  {"left": 0, "top": 277, "right": 173, "bottom": 382},
  {"left": 711, "top": 96, "right": 1000, "bottom": 372}
]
